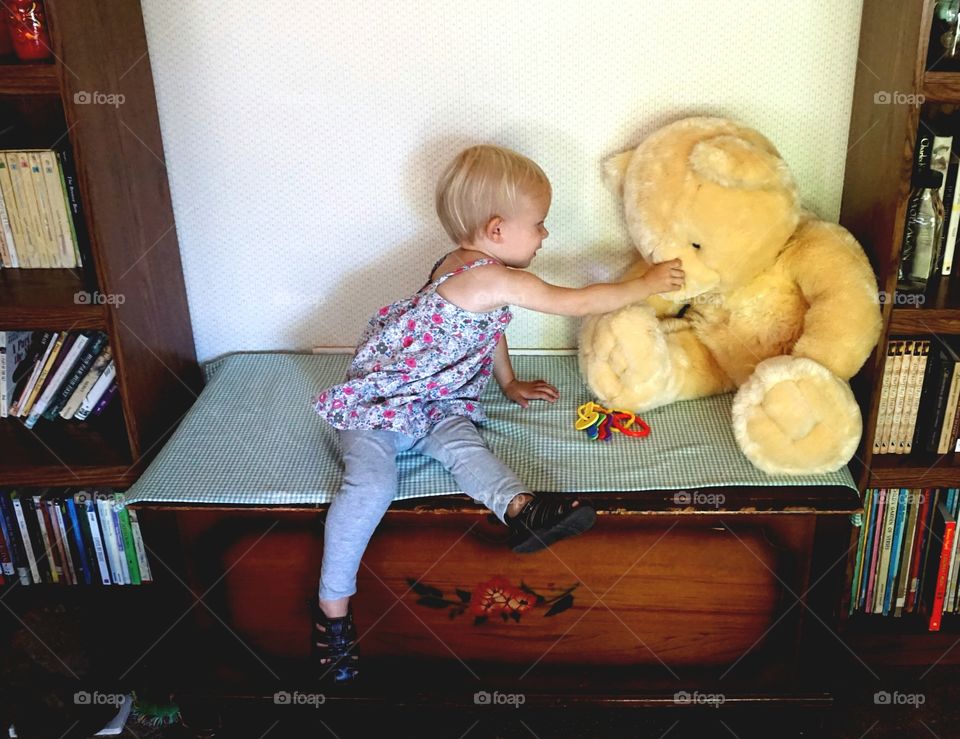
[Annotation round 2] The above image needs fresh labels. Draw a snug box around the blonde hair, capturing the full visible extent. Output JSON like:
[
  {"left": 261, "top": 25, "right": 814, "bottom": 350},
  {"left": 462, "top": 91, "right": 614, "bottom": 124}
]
[{"left": 435, "top": 144, "right": 551, "bottom": 244}]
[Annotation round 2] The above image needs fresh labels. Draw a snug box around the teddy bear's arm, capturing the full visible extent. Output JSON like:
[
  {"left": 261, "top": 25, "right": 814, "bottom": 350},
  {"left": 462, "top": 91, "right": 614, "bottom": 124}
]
[{"left": 780, "top": 220, "right": 882, "bottom": 380}]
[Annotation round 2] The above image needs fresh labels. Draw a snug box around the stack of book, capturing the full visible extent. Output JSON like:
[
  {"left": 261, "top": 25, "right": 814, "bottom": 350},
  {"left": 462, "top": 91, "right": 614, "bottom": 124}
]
[
  {"left": 0, "top": 488, "right": 152, "bottom": 587},
  {"left": 872, "top": 336, "right": 960, "bottom": 456},
  {"left": 0, "top": 330, "right": 116, "bottom": 426},
  {"left": 851, "top": 488, "right": 960, "bottom": 630},
  {"left": 0, "top": 147, "right": 88, "bottom": 269}
]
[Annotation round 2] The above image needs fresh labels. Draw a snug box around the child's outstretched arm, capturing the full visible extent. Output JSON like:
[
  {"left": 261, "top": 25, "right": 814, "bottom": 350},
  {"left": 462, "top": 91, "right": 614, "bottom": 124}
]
[
  {"left": 493, "top": 334, "right": 559, "bottom": 408},
  {"left": 493, "top": 259, "right": 684, "bottom": 317}
]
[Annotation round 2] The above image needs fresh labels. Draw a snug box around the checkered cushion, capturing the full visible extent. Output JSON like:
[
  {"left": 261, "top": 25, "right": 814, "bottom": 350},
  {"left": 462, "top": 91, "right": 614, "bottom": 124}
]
[{"left": 123, "top": 352, "right": 856, "bottom": 505}]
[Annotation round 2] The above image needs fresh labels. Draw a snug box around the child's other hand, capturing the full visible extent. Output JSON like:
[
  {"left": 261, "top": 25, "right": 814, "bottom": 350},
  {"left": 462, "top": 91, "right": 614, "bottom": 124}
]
[
  {"left": 641, "top": 258, "right": 685, "bottom": 295},
  {"left": 503, "top": 379, "right": 559, "bottom": 408}
]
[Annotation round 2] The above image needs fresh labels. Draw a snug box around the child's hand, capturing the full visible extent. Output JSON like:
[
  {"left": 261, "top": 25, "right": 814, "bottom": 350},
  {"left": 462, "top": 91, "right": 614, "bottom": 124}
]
[
  {"left": 503, "top": 378, "right": 559, "bottom": 408},
  {"left": 640, "top": 258, "right": 685, "bottom": 295}
]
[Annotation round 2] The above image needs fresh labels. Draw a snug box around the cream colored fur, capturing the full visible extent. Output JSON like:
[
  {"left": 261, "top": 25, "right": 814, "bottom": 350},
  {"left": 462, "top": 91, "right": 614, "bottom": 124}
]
[{"left": 580, "top": 117, "right": 882, "bottom": 474}]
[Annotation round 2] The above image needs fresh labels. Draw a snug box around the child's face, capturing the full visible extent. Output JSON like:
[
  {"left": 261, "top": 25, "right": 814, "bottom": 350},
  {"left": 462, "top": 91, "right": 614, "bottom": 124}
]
[{"left": 495, "top": 190, "right": 550, "bottom": 268}]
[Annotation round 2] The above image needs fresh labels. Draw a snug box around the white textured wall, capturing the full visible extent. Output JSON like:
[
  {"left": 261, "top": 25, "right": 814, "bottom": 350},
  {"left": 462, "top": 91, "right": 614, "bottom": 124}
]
[{"left": 140, "top": 0, "right": 864, "bottom": 363}]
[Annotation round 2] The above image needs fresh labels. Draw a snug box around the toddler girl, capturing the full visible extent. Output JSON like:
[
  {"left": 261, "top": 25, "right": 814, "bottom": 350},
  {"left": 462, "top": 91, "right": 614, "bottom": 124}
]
[{"left": 310, "top": 144, "right": 684, "bottom": 684}]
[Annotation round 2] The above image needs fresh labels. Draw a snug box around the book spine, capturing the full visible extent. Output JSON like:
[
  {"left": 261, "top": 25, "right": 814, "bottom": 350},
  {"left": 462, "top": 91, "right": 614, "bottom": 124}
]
[
  {"left": 25, "top": 333, "right": 88, "bottom": 428},
  {"left": 0, "top": 157, "right": 20, "bottom": 266},
  {"left": 865, "top": 489, "right": 886, "bottom": 610},
  {"left": 10, "top": 494, "right": 40, "bottom": 584},
  {"left": 43, "top": 332, "right": 106, "bottom": 420},
  {"left": 908, "top": 489, "right": 934, "bottom": 612},
  {"left": 851, "top": 488, "right": 873, "bottom": 614},
  {"left": 108, "top": 497, "right": 130, "bottom": 585},
  {"left": 53, "top": 145, "right": 91, "bottom": 270},
  {"left": 939, "top": 366, "right": 960, "bottom": 453},
  {"left": 126, "top": 508, "right": 152, "bottom": 583},
  {"left": 897, "top": 342, "right": 922, "bottom": 454},
  {"left": 884, "top": 489, "right": 909, "bottom": 615},
  {"left": 874, "top": 342, "right": 897, "bottom": 455},
  {"left": 0, "top": 495, "right": 29, "bottom": 585},
  {"left": 117, "top": 504, "right": 140, "bottom": 585},
  {"left": 82, "top": 496, "right": 112, "bottom": 585},
  {"left": 881, "top": 341, "right": 905, "bottom": 454},
  {"left": 92, "top": 380, "right": 118, "bottom": 417},
  {"left": 32, "top": 495, "right": 59, "bottom": 584},
  {"left": 50, "top": 500, "right": 76, "bottom": 585},
  {"left": 875, "top": 489, "right": 900, "bottom": 613},
  {"left": 930, "top": 518, "right": 956, "bottom": 631},
  {"left": 74, "top": 361, "right": 115, "bottom": 421},
  {"left": 60, "top": 346, "right": 111, "bottom": 420},
  {"left": 895, "top": 489, "right": 921, "bottom": 616},
  {"left": 890, "top": 341, "right": 914, "bottom": 455},
  {"left": 0, "top": 495, "right": 14, "bottom": 576},
  {"left": 65, "top": 498, "right": 92, "bottom": 585}
]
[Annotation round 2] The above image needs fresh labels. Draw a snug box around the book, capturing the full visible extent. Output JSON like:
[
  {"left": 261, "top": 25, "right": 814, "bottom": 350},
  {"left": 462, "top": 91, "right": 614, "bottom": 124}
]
[
  {"left": 39, "top": 150, "right": 77, "bottom": 268},
  {"left": 28, "top": 151, "right": 58, "bottom": 267},
  {"left": 49, "top": 498, "right": 76, "bottom": 585},
  {"left": 875, "top": 489, "right": 900, "bottom": 613},
  {"left": 0, "top": 155, "right": 20, "bottom": 267},
  {"left": 60, "top": 346, "right": 112, "bottom": 420},
  {"left": 16, "top": 331, "right": 61, "bottom": 417},
  {"left": 889, "top": 340, "right": 914, "bottom": 455},
  {"left": 65, "top": 497, "right": 93, "bottom": 585},
  {"left": 1, "top": 331, "right": 32, "bottom": 418},
  {"left": 895, "top": 341, "right": 922, "bottom": 454},
  {"left": 914, "top": 343, "right": 954, "bottom": 453},
  {"left": 0, "top": 494, "right": 29, "bottom": 586},
  {"left": 0, "top": 497, "right": 14, "bottom": 577},
  {"left": 95, "top": 493, "right": 122, "bottom": 585},
  {"left": 907, "top": 489, "right": 934, "bottom": 612},
  {"left": 116, "top": 501, "right": 140, "bottom": 585},
  {"left": 903, "top": 340, "right": 930, "bottom": 454},
  {"left": 939, "top": 352, "right": 960, "bottom": 454},
  {"left": 77, "top": 491, "right": 111, "bottom": 586},
  {"left": 9, "top": 492, "right": 40, "bottom": 584},
  {"left": 895, "top": 489, "right": 922, "bottom": 616},
  {"left": 42, "top": 332, "right": 107, "bottom": 421},
  {"left": 74, "top": 361, "right": 116, "bottom": 421},
  {"left": 881, "top": 341, "right": 905, "bottom": 454},
  {"left": 24, "top": 332, "right": 89, "bottom": 428},
  {"left": 31, "top": 494, "right": 59, "bottom": 584},
  {"left": 126, "top": 508, "right": 152, "bottom": 583},
  {"left": 865, "top": 489, "right": 887, "bottom": 610},
  {"left": 874, "top": 342, "right": 898, "bottom": 455},
  {"left": 884, "top": 489, "right": 909, "bottom": 615},
  {"left": 923, "top": 499, "right": 956, "bottom": 631},
  {"left": 851, "top": 488, "right": 873, "bottom": 614},
  {"left": 8, "top": 331, "right": 52, "bottom": 416}
]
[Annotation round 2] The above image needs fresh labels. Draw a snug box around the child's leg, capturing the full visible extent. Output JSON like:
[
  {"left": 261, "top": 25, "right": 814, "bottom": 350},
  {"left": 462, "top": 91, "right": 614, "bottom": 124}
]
[
  {"left": 412, "top": 415, "right": 596, "bottom": 552},
  {"left": 318, "top": 427, "right": 402, "bottom": 613},
  {"left": 409, "top": 415, "right": 528, "bottom": 524}
]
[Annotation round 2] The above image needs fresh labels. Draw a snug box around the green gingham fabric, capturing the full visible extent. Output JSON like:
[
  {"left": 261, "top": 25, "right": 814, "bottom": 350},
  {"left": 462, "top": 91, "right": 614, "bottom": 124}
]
[{"left": 122, "top": 352, "right": 856, "bottom": 506}]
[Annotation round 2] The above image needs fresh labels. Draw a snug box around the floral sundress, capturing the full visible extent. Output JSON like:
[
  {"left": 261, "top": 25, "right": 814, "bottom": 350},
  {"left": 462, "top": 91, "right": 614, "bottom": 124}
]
[{"left": 311, "top": 252, "right": 512, "bottom": 439}]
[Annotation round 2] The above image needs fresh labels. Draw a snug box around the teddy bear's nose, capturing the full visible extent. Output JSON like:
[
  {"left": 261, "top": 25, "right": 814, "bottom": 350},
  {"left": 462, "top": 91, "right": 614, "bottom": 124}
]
[{"left": 691, "top": 243, "right": 702, "bottom": 250}]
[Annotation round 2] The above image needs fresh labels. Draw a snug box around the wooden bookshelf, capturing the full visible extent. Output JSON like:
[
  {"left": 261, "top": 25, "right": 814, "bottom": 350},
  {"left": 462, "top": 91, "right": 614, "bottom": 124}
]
[
  {"left": 0, "top": 0, "right": 201, "bottom": 487},
  {"left": 838, "top": 0, "right": 960, "bottom": 651}
]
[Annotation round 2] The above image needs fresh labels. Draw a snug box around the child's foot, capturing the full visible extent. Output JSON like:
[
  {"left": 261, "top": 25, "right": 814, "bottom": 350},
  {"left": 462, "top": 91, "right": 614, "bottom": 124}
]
[
  {"left": 311, "top": 600, "right": 360, "bottom": 684},
  {"left": 505, "top": 493, "right": 596, "bottom": 553}
]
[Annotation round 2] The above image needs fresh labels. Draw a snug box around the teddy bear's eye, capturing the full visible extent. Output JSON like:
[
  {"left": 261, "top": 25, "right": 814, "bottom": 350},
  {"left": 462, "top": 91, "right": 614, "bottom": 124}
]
[{"left": 692, "top": 243, "right": 702, "bottom": 250}]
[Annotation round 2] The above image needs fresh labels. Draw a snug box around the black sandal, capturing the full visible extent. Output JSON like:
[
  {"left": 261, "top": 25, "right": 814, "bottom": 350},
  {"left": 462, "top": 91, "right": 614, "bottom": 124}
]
[
  {"left": 311, "top": 600, "right": 360, "bottom": 684},
  {"left": 506, "top": 494, "right": 597, "bottom": 553}
]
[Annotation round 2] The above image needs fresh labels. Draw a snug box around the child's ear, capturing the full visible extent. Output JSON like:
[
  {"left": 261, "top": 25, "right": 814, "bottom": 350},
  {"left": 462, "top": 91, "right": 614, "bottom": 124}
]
[{"left": 485, "top": 216, "right": 503, "bottom": 242}]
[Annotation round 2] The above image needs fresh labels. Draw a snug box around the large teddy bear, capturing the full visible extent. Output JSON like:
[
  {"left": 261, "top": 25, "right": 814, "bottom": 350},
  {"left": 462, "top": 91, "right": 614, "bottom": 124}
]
[{"left": 579, "top": 117, "right": 882, "bottom": 474}]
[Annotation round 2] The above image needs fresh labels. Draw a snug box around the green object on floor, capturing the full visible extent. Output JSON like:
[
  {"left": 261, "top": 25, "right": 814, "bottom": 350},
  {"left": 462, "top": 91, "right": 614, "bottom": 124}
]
[{"left": 130, "top": 691, "right": 181, "bottom": 728}]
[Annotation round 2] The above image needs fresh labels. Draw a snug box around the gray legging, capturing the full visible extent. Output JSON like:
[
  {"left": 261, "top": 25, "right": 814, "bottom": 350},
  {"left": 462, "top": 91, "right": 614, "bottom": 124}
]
[{"left": 318, "top": 414, "right": 527, "bottom": 601}]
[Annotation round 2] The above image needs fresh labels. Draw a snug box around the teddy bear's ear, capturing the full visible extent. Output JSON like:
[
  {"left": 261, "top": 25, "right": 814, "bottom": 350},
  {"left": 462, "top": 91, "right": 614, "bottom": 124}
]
[
  {"left": 602, "top": 150, "right": 634, "bottom": 197},
  {"left": 690, "top": 134, "right": 792, "bottom": 191}
]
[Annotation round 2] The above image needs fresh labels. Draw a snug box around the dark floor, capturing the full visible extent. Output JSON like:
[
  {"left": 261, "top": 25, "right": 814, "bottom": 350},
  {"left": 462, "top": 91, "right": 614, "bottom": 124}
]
[{"left": 1, "top": 584, "right": 958, "bottom": 739}]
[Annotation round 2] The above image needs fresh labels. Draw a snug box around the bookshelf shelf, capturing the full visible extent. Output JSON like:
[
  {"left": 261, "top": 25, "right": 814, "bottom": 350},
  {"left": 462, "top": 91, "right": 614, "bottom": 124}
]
[
  {"left": 889, "top": 307, "right": 960, "bottom": 334},
  {"left": 864, "top": 455, "right": 957, "bottom": 487},
  {"left": 922, "top": 71, "right": 960, "bottom": 103},
  {"left": 0, "top": 61, "right": 58, "bottom": 96},
  {"left": 0, "top": 403, "right": 135, "bottom": 487},
  {"left": 0, "top": 267, "right": 106, "bottom": 328}
]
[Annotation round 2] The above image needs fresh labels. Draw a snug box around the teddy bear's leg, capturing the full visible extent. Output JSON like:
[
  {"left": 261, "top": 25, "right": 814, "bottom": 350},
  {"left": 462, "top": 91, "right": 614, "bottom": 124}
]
[
  {"left": 579, "top": 304, "right": 734, "bottom": 411},
  {"left": 732, "top": 356, "right": 862, "bottom": 475}
]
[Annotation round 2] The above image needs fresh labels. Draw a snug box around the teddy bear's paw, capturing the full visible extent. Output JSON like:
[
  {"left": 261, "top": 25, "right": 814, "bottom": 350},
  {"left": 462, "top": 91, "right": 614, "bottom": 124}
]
[
  {"left": 731, "top": 356, "right": 862, "bottom": 475},
  {"left": 577, "top": 304, "right": 679, "bottom": 411}
]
